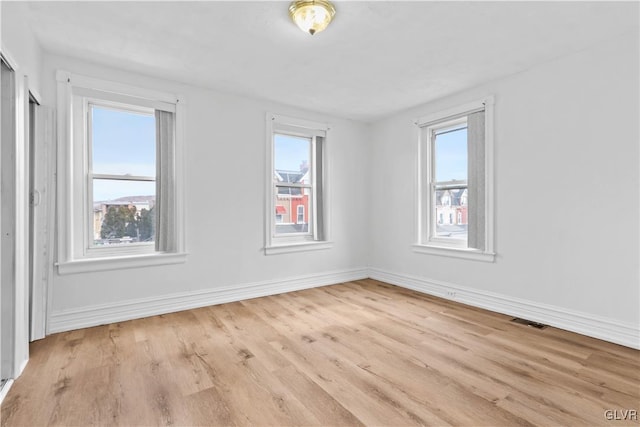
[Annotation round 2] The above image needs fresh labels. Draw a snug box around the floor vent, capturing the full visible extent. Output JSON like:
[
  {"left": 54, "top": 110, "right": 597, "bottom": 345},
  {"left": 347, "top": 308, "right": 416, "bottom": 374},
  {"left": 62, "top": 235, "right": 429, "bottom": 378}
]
[{"left": 511, "top": 318, "right": 548, "bottom": 329}]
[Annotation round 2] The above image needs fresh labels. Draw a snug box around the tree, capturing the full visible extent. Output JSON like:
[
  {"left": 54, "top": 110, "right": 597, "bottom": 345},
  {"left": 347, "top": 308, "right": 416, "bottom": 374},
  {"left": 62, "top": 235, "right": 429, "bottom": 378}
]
[
  {"left": 100, "top": 204, "right": 156, "bottom": 242},
  {"left": 101, "top": 205, "right": 137, "bottom": 239},
  {"left": 138, "top": 207, "right": 155, "bottom": 241}
]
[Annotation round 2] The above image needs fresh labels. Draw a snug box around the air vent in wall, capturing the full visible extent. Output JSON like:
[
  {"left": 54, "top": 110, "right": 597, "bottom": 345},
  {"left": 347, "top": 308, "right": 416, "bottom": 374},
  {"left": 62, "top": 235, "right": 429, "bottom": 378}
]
[{"left": 511, "top": 318, "right": 548, "bottom": 329}]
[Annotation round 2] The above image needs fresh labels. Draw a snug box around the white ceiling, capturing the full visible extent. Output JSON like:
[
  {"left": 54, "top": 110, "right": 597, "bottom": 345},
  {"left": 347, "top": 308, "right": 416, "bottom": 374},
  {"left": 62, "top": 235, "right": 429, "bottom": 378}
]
[{"left": 17, "top": 1, "right": 640, "bottom": 122}]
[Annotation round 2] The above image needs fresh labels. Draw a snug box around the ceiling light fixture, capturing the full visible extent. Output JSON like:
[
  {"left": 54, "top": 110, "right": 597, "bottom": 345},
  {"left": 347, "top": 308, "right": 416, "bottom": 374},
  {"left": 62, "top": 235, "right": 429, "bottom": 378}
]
[{"left": 288, "top": 0, "right": 336, "bottom": 36}]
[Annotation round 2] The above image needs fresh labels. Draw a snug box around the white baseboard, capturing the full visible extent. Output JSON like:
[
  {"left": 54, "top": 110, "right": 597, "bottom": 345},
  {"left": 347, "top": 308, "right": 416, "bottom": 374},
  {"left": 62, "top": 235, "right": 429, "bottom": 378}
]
[
  {"left": 17, "top": 358, "right": 28, "bottom": 377},
  {"left": 0, "top": 379, "right": 14, "bottom": 406},
  {"left": 369, "top": 268, "right": 640, "bottom": 350},
  {"left": 48, "top": 266, "right": 639, "bottom": 350},
  {"left": 49, "top": 268, "right": 368, "bottom": 334},
  {"left": 0, "top": 356, "right": 28, "bottom": 403}
]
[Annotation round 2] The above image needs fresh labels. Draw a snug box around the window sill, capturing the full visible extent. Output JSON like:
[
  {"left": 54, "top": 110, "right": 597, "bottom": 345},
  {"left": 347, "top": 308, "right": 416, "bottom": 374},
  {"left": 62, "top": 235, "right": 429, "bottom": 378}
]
[
  {"left": 265, "top": 241, "right": 333, "bottom": 255},
  {"left": 57, "top": 252, "right": 188, "bottom": 275},
  {"left": 412, "top": 244, "right": 495, "bottom": 262}
]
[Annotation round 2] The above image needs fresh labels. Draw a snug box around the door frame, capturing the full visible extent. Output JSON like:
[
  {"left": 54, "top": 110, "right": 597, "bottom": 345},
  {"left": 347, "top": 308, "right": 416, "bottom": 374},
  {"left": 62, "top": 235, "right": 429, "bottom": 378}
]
[
  {"left": 27, "top": 84, "right": 52, "bottom": 342},
  {"left": 1, "top": 49, "right": 19, "bottom": 394},
  {"left": 0, "top": 44, "right": 39, "bottom": 401}
]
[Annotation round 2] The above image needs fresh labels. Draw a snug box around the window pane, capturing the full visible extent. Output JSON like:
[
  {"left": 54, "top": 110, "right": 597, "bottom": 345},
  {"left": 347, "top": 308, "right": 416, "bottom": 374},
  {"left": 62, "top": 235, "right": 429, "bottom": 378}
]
[
  {"left": 274, "top": 133, "right": 311, "bottom": 183},
  {"left": 274, "top": 186, "right": 312, "bottom": 235},
  {"left": 92, "top": 179, "right": 156, "bottom": 245},
  {"left": 434, "top": 126, "right": 467, "bottom": 182},
  {"left": 434, "top": 188, "right": 468, "bottom": 241},
  {"left": 91, "top": 106, "right": 156, "bottom": 177}
]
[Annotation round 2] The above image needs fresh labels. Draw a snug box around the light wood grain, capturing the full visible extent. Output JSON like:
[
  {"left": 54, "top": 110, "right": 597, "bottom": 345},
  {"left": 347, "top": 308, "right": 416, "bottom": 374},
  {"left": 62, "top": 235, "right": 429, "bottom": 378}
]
[{"left": 2, "top": 279, "right": 639, "bottom": 426}]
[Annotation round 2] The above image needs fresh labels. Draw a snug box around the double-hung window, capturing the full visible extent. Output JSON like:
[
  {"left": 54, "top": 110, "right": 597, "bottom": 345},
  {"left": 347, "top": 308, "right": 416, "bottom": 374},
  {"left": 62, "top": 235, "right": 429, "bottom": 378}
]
[
  {"left": 89, "top": 102, "right": 156, "bottom": 248},
  {"left": 265, "top": 113, "right": 331, "bottom": 254},
  {"left": 415, "top": 96, "right": 495, "bottom": 262},
  {"left": 56, "top": 72, "right": 186, "bottom": 273}
]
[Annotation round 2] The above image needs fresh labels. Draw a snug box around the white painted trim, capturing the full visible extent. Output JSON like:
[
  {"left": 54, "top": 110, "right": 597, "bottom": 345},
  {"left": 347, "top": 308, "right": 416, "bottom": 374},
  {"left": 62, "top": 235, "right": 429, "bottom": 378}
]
[
  {"left": 57, "top": 71, "right": 187, "bottom": 271},
  {"left": 415, "top": 97, "right": 489, "bottom": 128},
  {"left": 369, "top": 268, "right": 640, "bottom": 350},
  {"left": 415, "top": 95, "right": 495, "bottom": 257},
  {"left": 0, "top": 46, "right": 19, "bottom": 71},
  {"left": 30, "top": 104, "right": 57, "bottom": 341},
  {"left": 47, "top": 267, "right": 639, "bottom": 349},
  {"left": 0, "top": 379, "right": 14, "bottom": 406},
  {"left": 269, "top": 113, "right": 329, "bottom": 133},
  {"left": 57, "top": 252, "right": 187, "bottom": 275},
  {"left": 412, "top": 244, "right": 495, "bottom": 262},
  {"left": 1, "top": 47, "right": 31, "bottom": 383},
  {"left": 174, "top": 99, "right": 187, "bottom": 254},
  {"left": 484, "top": 96, "right": 495, "bottom": 256},
  {"left": 265, "top": 241, "right": 333, "bottom": 255},
  {"left": 27, "top": 88, "right": 42, "bottom": 106},
  {"left": 56, "top": 70, "right": 179, "bottom": 105},
  {"left": 43, "top": 107, "right": 57, "bottom": 338},
  {"left": 15, "top": 66, "right": 30, "bottom": 376},
  {"left": 266, "top": 113, "right": 331, "bottom": 252},
  {"left": 49, "top": 267, "right": 368, "bottom": 333},
  {"left": 74, "top": 86, "right": 175, "bottom": 114},
  {"left": 56, "top": 75, "right": 72, "bottom": 266},
  {"left": 17, "top": 358, "right": 27, "bottom": 377}
]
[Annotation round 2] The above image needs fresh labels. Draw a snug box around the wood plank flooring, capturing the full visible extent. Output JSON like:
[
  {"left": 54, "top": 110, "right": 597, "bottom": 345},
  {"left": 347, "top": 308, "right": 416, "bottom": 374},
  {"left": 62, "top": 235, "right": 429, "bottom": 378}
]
[{"left": 2, "top": 279, "right": 639, "bottom": 426}]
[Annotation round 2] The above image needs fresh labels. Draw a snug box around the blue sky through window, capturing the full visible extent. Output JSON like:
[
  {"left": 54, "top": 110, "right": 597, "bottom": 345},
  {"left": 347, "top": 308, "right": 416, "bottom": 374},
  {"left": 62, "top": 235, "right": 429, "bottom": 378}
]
[
  {"left": 435, "top": 127, "right": 467, "bottom": 182},
  {"left": 91, "top": 106, "right": 156, "bottom": 201},
  {"left": 274, "top": 133, "right": 310, "bottom": 172}
]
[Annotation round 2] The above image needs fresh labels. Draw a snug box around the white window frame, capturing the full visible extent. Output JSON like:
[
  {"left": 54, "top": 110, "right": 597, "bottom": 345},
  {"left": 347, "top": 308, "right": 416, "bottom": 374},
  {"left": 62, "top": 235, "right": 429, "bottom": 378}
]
[
  {"left": 56, "top": 71, "right": 187, "bottom": 274},
  {"left": 85, "top": 99, "right": 156, "bottom": 253},
  {"left": 297, "top": 205, "right": 305, "bottom": 224},
  {"left": 414, "top": 96, "right": 495, "bottom": 262},
  {"left": 265, "top": 113, "right": 332, "bottom": 255},
  {"left": 430, "top": 118, "right": 467, "bottom": 249}
]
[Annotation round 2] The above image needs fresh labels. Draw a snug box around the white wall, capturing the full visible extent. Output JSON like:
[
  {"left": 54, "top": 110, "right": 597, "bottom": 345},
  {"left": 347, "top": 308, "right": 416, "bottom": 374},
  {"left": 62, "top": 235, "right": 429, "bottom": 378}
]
[
  {"left": 40, "top": 53, "right": 370, "bottom": 328},
  {"left": 5, "top": 4, "right": 638, "bottom": 349},
  {"left": 0, "top": 3, "right": 42, "bottom": 98},
  {"left": 1, "top": 2, "right": 44, "bottom": 376},
  {"left": 369, "top": 30, "right": 639, "bottom": 344}
]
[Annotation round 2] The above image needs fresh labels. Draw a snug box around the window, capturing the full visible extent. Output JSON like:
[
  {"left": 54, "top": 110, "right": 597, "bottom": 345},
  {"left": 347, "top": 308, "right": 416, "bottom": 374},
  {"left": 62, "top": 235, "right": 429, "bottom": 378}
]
[
  {"left": 265, "top": 113, "right": 331, "bottom": 254},
  {"left": 415, "top": 97, "right": 495, "bottom": 262},
  {"left": 56, "top": 71, "right": 186, "bottom": 273},
  {"left": 90, "top": 104, "right": 156, "bottom": 247}
]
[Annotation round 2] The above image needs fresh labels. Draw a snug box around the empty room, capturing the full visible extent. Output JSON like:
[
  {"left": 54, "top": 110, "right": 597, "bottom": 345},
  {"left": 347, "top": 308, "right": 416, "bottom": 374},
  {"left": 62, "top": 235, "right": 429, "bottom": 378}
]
[{"left": 0, "top": 1, "right": 638, "bottom": 426}]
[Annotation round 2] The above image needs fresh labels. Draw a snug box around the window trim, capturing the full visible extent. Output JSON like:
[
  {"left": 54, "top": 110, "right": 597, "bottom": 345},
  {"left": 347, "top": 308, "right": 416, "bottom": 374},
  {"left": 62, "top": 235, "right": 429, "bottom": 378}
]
[
  {"left": 429, "top": 117, "right": 469, "bottom": 249},
  {"left": 414, "top": 96, "right": 495, "bottom": 262},
  {"left": 85, "top": 99, "right": 157, "bottom": 254},
  {"left": 56, "top": 71, "right": 187, "bottom": 274},
  {"left": 265, "top": 113, "right": 332, "bottom": 255}
]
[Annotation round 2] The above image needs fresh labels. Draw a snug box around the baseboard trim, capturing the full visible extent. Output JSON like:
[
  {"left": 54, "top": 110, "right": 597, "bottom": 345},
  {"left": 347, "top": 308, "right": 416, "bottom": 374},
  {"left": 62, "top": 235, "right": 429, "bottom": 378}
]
[
  {"left": 48, "top": 266, "right": 640, "bottom": 350},
  {"left": 17, "top": 358, "right": 28, "bottom": 377},
  {"left": 49, "top": 268, "right": 368, "bottom": 334},
  {"left": 0, "top": 379, "right": 14, "bottom": 406},
  {"left": 369, "top": 268, "right": 640, "bottom": 350}
]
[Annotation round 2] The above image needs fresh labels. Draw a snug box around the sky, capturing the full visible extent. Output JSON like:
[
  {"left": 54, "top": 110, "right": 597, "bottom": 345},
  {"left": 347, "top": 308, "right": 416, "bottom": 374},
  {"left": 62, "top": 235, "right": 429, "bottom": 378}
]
[
  {"left": 434, "top": 127, "right": 467, "bottom": 182},
  {"left": 91, "top": 106, "right": 156, "bottom": 201},
  {"left": 274, "top": 133, "right": 310, "bottom": 172}
]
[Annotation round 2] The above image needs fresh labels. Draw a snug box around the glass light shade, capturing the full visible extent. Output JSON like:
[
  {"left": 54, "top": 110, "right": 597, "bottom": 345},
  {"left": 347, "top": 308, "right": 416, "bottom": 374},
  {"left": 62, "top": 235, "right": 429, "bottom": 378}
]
[{"left": 289, "top": 0, "right": 336, "bottom": 35}]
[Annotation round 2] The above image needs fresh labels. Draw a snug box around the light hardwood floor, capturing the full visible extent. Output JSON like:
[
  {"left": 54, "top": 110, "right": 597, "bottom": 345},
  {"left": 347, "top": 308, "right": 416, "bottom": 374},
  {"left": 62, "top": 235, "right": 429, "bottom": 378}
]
[{"left": 2, "top": 279, "right": 639, "bottom": 426}]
